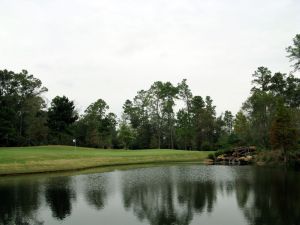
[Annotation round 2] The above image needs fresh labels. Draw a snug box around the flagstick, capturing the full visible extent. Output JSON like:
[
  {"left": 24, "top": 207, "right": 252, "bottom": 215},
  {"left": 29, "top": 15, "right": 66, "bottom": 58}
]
[{"left": 73, "top": 139, "right": 76, "bottom": 150}]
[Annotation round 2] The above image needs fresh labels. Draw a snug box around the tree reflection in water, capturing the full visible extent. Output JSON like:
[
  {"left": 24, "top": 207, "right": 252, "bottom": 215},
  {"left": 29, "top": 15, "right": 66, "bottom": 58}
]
[
  {"left": 0, "top": 165, "right": 300, "bottom": 225},
  {"left": 84, "top": 173, "right": 110, "bottom": 210},
  {"left": 234, "top": 168, "right": 300, "bottom": 225},
  {"left": 177, "top": 180, "right": 216, "bottom": 214},
  {"left": 121, "top": 166, "right": 217, "bottom": 225},
  {"left": 45, "top": 177, "right": 76, "bottom": 220},
  {"left": 0, "top": 180, "right": 43, "bottom": 225},
  {"left": 176, "top": 166, "right": 216, "bottom": 215}
]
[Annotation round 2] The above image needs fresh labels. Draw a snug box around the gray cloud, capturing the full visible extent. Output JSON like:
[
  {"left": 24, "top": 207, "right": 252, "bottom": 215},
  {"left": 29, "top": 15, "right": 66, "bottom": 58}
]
[{"left": 0, "top": 0, "right": 299, "bottom": 116}]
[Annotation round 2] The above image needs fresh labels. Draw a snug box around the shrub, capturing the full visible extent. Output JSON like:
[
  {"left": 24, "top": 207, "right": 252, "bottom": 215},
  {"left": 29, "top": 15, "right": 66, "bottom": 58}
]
[{"left": 208, "top": 153, "right": 215, "bottom": 160}]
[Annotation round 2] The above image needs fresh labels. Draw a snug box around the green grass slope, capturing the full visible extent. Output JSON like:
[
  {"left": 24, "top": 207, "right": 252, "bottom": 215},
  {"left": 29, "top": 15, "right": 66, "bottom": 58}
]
[{"left": 0, "top": 145, "right": 212, "bottom": 175}]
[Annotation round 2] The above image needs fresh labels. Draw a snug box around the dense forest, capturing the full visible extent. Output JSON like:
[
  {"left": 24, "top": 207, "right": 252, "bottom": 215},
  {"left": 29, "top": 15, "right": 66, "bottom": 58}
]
[{"left": 1, "top": 35, "right": 299, "bottom": 156}]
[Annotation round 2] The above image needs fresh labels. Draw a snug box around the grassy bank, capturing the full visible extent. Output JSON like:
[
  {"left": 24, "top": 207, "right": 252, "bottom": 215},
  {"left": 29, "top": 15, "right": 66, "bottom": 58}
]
[{"left": 0, "top": 145, "right": 212, "bottom": 175}]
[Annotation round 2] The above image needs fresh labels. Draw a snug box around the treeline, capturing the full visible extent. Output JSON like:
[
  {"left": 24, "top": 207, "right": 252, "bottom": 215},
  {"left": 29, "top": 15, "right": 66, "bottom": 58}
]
[
  {"left": 0, "top": 70, "right": 225, "bottom": 150},
  {"left": 0, "top": 34, "right": 300, "bottom": 155}
]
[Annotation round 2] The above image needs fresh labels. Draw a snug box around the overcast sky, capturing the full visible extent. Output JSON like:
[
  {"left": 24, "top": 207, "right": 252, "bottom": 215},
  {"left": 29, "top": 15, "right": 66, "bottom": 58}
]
[{"left": 0, "top": 0, "right": 299, "bottom": 116}]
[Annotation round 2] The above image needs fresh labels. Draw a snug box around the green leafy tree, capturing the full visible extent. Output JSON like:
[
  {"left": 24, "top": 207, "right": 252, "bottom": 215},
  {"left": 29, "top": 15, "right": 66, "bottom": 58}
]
[
  {"left": 160, "top": 82, "right": 178, "bottom": 149},
  {"left": 176, "top": 109, "right": 192, "bottom": 150},
  {"left": 269, "top": 72, "right": 286, "bottom": 94},
  {"left": 129, "top": 81, "right": 178, "bottom": 148},
  {"left": 147, "top": 81, "right": 165, "bottom": 149},
  {"left": 234, "top": 111, "right": 251, "bottom": 145},
  {"left": 0, "top": 69, "right": 48, "bottom": 146},
  {"left": 216, "top": 111, "right": 236, "bottom": 150},
  {"left": 123, "top": 91, "right": 153, "bottom": 149},
  {"left": 81, "top": 99, "right": 117, "bottom": 148},
  {"left": 223, "top": 110, "right": 234, "bottom": 134},
  {"left": 101, "top": 112, "right": 118, "bottom": 148},
  {"left": 243, "top": 91, "right": 278, "bottom": 148},
  {"left": 268, "top": 72, "right": 300, "bottom": 108},
  {"left": 202, "top": 96, "right": 218, "bottom": 149},
  {"left": 270, "top": 105, "right": 298, "bottom": 163},
  {"left": 48, "top": 96, "right": 78, "bottom": 144},
  {"left": 190, "top": 96, "right": 219, "bottom": 150},
  {"left": 285, "top": 74, "right": 300, "bottom": 108},
  {"left": 240, "top": 65, "right": 300, "bottom": 149},
  {"left": 251, "top": 67, "right": 272, "bottom": 92},
  {"left": 177, "top": 78, "right": 193, "bottom": 113},
  {"left": 286, "top": 34, "right": 300, "bottom": 72},
  {"left": 118, "top": 119, "right": 136, "bottom": 149},
  {"left": 176, "top": 79, "right": 193, "bottom": 149},
  {"left": 190, "top": 96, "right": 205, "bottom": 150},
  {"left": 23, "top": 96, "right": 48, "bottom": 145}
]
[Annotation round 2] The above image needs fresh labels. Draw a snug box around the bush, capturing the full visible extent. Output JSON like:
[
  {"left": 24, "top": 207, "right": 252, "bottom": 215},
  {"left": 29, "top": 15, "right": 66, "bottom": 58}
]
[
  {"left": 214, "top": 148, "right": 232, "bottom": 158},
  {"left": 208, "top": 153, "right": 215, "bottom": 160}
]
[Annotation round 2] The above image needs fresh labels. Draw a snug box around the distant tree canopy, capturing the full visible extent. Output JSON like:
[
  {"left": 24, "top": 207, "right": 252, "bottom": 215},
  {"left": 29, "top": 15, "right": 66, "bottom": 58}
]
[
  {"left": 75, "top": 99, "right": 117, "bottom": 148},
  {"left": 270, "top": 104, "right": 298, "bottom": 162},
  {"left": 231, "top": 36, "right": 300, "bottom": 161},
  {"left": 0, "top": 34, "right": 299, "bottom": 156},
  {"left": 48, "top": 96, "right": 78, "bottom": 144},
  {"left": 0, "top": 69, "right": 48, "bottom": 146},
  {"left": 287, "top": 34, "right": 300, "bottom": 72},
  {"left": 237, "top": 66, "right": 300, "bottom": 151},
  {"left": 121, "top": 80, "right": 223, "bottom": 150}
]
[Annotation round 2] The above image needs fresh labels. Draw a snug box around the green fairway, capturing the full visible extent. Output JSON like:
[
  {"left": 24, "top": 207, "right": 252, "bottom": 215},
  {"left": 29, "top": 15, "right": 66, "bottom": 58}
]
[{"left": 0, "top": 145, "right": 212, "bottom": 175}]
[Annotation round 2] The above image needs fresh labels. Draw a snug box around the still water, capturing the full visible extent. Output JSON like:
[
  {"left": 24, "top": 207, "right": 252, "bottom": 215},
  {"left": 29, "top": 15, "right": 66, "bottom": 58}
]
[{"left": 0, "top": 164, "right": 299, "bottom": 225}]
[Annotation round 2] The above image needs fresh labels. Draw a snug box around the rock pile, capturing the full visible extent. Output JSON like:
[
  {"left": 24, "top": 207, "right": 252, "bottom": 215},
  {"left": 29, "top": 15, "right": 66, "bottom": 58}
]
[{"left": 215, "top": 146, "right": 256, "bottom": 165}]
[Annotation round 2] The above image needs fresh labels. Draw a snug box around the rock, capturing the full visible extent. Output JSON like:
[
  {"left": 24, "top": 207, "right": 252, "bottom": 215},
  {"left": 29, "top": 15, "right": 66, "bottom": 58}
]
[
  {"left": 246, "top": 155, "right": 253, "bottom": 161},
  {"left": 214, "top": 146, "right": 256, "bottom": 165},
  {"left": 204, "top": 159, "right": 214, "bottom": 165}
]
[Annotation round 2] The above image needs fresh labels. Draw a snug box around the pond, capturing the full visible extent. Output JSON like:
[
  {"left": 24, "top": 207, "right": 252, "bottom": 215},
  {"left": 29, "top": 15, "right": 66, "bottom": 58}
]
[{"left": 0, "top": 164, "right": 299, "bottom": 225}]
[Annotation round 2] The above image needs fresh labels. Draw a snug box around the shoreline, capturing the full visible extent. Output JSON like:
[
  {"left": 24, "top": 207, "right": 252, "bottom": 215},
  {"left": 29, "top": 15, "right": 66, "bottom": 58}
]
[
  {"left": 0, "top": 146, "right": 212, "bottom": 176},
  {"left": 0, "top": 158, "right": 208, "bottom": 177}
]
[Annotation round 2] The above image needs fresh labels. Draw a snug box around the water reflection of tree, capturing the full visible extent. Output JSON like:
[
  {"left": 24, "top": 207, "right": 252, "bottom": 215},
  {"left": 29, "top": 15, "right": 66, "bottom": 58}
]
[
  {"left": 0, "top": 181, "right": 44, "bottom": 225},
  {"left": 121, "top": 167, "right": 216, "bottom": 225},
  {"left": 234, "top": 178, "right": 251, "bottom": 209},
  {"left": 177, "top": 180, "right": 216, "bottom": 214},
  {"left": 84, "top": 174, "right": 109, "bottom": 210},
  {"left": 45, "top": 177, "right": 76, "bottom": 220},
  {"left": 235, "top": 168, "right": 300, "bottom": 225}
]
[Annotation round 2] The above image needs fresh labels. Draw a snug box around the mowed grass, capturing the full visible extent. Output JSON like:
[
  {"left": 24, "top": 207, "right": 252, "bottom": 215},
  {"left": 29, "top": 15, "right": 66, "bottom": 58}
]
[{"left": 0, "top": 145, "right": 212, "bottom": 175}]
